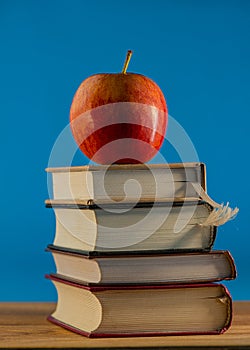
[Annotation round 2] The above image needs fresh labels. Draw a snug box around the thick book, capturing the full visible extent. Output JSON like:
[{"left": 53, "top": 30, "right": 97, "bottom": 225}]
[
  {"left": 45, "top": 199, "right": 217, "bottom": 253},
  {"left": 46, "top": 274, "right": 233, "bottom": 337},
  {"left": 47, "top": 246, "right": 236, "bottom": 285},
  {"left": 46, "top": 162, "right": 206, "bottom": 201}
]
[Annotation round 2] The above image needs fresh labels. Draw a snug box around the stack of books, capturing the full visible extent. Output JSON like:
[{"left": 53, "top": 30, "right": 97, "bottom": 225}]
[{"left": 45, "top": 162, "right": 238, "bottom": 337}]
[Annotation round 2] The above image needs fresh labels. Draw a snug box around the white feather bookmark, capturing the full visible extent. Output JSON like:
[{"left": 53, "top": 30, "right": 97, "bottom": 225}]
[{"left": 191, "top": 182, "right": 239, "bottom": 227}]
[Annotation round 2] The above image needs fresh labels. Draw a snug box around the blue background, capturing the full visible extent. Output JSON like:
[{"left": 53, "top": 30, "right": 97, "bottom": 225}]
[{"left": 0, "top": 0, "right": 249, "bottom": 301}]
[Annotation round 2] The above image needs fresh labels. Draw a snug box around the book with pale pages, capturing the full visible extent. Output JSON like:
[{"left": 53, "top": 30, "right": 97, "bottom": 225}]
[
  {"left": 47, "top": 246, "right": 236, "bottom": 285},
  {"left": 45, "top": 196, "right": 238, "bottom": 253},
  {"left": 45, "top": 199, "right": 217, "bottom": 253},
  {"left": 46, "top": 162, "right": 206, "bottom": 201},
  {"left": 46, "top": 274, "right": 232, "bottom": 337}
]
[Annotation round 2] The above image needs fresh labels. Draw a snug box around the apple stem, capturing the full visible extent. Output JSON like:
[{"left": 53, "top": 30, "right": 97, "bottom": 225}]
[{"left": 122, "top": 50, "right": 133, "bottom": 74}]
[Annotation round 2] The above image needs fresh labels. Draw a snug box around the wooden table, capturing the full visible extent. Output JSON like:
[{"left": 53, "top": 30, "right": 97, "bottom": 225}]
[{"left": 0, "top": 301, "right": 250, "bottom": 349}]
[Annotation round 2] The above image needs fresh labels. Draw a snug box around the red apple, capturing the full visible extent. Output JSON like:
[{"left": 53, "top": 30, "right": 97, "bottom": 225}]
[{"left": 70, "top": 51, "right": 168, "bottom": 164}]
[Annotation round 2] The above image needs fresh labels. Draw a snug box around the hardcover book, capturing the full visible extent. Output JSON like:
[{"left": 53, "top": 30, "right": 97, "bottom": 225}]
[
  {"left": 47, "top": 246, "right": 236, "bottom": 285},
  {"left": 46, "top": 162, "right": 206, "bottom": 201},
  {"left": 45, "top": 199, "right": 217, "bottom": 253},
  {"left": 46, "top": 274, "right": 233, "bottom": 338}
]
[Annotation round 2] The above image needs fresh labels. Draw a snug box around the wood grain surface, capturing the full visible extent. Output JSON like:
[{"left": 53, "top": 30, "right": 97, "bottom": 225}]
[{"left": 0, "top": 301, "right": 249, "bottom": 349}]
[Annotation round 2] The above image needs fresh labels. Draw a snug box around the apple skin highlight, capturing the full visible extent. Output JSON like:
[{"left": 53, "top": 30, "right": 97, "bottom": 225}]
[{"left": 70, "top": 72, "right": 168, "bottom": 165}]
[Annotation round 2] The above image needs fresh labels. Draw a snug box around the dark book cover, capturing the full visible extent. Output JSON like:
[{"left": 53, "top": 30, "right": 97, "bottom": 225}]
[
  {"left": 46, "top": 247, "right": 236, "bottom": 287},
  {"left": 46, "top": 240, "right": 219, "bottom": 258},
  {"left": 45, "top": 198, "right": 208, "bottom": 210}
]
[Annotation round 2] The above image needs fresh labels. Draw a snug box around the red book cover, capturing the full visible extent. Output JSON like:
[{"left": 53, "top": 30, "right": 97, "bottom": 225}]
[{"left": 46, "top": 274, "right": 233, "bottom": 338}]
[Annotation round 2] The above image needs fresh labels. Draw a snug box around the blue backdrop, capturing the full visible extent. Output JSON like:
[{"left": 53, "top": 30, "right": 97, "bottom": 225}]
[{"left": 0, "top": 0, "right": 249, "bottom": 301}]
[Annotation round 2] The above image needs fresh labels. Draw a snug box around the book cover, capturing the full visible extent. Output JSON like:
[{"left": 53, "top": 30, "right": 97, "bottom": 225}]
[
  {"left": 46, "top": 274, "right": 233, "bottom": 338},
  {"left": 46, "top": 245, "right": 237, "bottom": 286},
  {"left": 46, "top": 162, "right": 207, "bottom": 202},
  {"left": 45, "top": 200, "right": 217, "bottom": 253}
]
